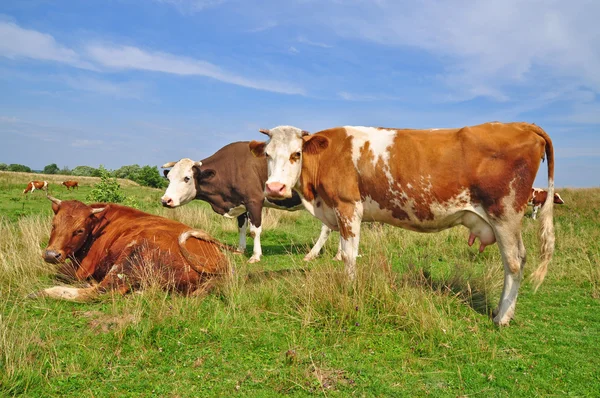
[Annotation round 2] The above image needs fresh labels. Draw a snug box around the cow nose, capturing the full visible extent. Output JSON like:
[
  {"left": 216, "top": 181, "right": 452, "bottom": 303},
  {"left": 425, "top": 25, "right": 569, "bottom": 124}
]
[
  {"left": 162, "top": 197, "right": 174, "bottom": 207},
  {"left": 43, "top": 250, "right": 62, "bottom": 263},
  {"left": 266, "top": 182, "right": 286, "bottom": 197}
]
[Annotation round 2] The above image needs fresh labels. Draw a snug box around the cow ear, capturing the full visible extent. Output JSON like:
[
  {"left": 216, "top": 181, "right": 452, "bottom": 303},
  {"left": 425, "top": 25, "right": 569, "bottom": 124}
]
[
  {"left": 249, "top": 140, "right": 267, "bottom": 157},
  {"left": 303, "top": 135, "right": 329, "bottom": 155},
  {"left": 163, "top": 169, "right": 169, "bottom": 178},
  {"left": 199, "top": 169, "right": 215, "bottom": 181},
  {"left": 51, "top": 202, "right": 60, "bottom": 214}
]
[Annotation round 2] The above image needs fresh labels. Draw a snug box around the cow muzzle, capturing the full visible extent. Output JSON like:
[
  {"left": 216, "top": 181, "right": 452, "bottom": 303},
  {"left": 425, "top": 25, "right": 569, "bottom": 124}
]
[
  {"left": 161, "top": 197, "right": 175, "bottom": 208},
  {"left": 43, "top": 249, "right": 64, "bottom": 264},
  {"left": 265, "top": 182, "right": 290, "bottom": 199}
]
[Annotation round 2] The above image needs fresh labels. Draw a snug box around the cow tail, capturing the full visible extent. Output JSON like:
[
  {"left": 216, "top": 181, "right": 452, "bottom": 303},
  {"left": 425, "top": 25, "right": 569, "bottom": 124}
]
[
  {"left": 530, "top": 125, "right": 555, "bottom": 291},
  {"left": 178, "top": 230, "right": 234, "bottom": 275}
]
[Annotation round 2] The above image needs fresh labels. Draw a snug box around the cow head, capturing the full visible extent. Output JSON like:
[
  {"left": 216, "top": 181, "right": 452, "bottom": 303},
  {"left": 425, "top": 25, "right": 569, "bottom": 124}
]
[
  {"left": 43, "top": 196, "right": 105, "bottom": 264},
  {"left": 554, "top": 193, "right": 565, "bottom": 204},
  {"left": 161, "top": 158, "right": 214, "bottom": 207},
  {"left": 249, "top": 126, "right": 328, "bottom": 199}
]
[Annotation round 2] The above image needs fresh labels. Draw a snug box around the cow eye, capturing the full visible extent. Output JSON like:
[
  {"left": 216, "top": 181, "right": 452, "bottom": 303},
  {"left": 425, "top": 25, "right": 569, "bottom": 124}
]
[
  {"left": 74, "top": 229, "right": 85, "bottom": 236},
  {"left": 295, "top": 152, "right": 301, "bottom": 158},
  {"left": 184, "top": 177, "right": 190, "bottom": 183},
  {"left": 265, "top": 152, "right": 270, "bottom": 159}
]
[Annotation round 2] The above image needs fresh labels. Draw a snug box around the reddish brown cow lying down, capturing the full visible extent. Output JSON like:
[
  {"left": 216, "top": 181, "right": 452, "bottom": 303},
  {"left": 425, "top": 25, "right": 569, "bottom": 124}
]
[{"left": 30, "top": 196, "right": 231, "bottom": 301}]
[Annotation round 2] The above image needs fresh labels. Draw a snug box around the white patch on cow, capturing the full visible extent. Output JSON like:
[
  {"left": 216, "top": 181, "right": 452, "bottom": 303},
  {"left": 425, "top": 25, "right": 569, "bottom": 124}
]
[
  {"left": 224, "top": 205, "right": 246, "bottom": 219},
  {"left": 238, "top": 216, "right": 247, "bottom": 252},
  {"left": 336, "top": 201, "right": 363, "bottom": 279},
  {"left": 304, "top": 223, "right": 332, "bottom": 261},
  {"left": 406, "top": 183, "right": 413, "bottom": 189},
  {"left": 248, "top": 222, "right": 263, "bottom": 263},
  {"left": 42, "top": 286, "right": 85, "bottom": 300},
  {"left": 162, "top": 158, "right": 198, "bottom": 207}
]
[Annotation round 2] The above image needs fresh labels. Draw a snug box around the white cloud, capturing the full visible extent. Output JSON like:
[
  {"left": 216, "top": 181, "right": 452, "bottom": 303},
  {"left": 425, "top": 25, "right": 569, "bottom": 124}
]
[
  {"left": 297, "top": 36, "right": 333, "bottom": 48},
  {"left": 0, "top": 21, "right": 95, "bottom": 70},
  {"left": 288, "top": 46, "right": 299, "bottom": 55},
  {"left": 338, "top": 91, "right": 402, "bottom": 102},
  {"left": 246, "top": 21, "right": 279, "bottom": 33},
  {"left": 321, "top": 0, "right": 600, "bottom": 101},
  {"left": 153, "top": 0, "right": 226, "bottom": 14},
  {"left": 85, "top": 44, "right": 305, "bottom": 94}
]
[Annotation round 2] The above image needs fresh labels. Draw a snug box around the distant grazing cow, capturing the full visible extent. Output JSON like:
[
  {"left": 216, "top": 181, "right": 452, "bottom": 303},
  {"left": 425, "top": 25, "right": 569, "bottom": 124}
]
[
  {"left": 23, "top": 180, "right": 48, "bottom": 194},
  {"left": 30, "top": 196, "right": 230, "bottom": 301},
  {"left": 62, "top": 180, "right": 79, "bottom": 190},
  {"left": 161, "top": 141, "right": 337, "bottom": 263},
  {"left": 528, "top": 188, "right": 564, "bottom": 220},
  {"left": 250, "top": 122, "right": 556, "bottom": 326}
]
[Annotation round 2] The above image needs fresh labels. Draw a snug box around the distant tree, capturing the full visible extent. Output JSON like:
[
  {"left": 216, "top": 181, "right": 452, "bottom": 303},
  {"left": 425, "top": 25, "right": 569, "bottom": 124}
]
[
  {"left": 8, "top": 164, "right": 32, "bottom": 173},
  {"left": 113, "top": 164, "right": 141, "bottom": 180},
  {"left": 71, "top": 165, "right": 98, "bottom": 176},
  {"left": 135, "top": 165, "right": 167, "bottom": 188},
  {"left": 43, "top": 163, "right": 60, "bottom": 174},
  {"left": 0, "top": 163, "right": 7, "bottom": 171},
  {"left": 60, "top": 166, "right": 71, "bottom": 175}
]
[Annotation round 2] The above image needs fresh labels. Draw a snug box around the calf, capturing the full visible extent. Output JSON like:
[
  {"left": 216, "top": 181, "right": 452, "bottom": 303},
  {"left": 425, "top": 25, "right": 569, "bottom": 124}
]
[
  {"left": 528, "top": 188, "right": 564, "bottom": 220},
  {"left": 30, "top": 196, "right": 230, "bottom": 301},
  {"left": 161, "top": 141, "right": 337, "bottom": 263},
  {"left": 23, "top": 180, "right": 48, "bottom": 194},
  {"left": 62, "top": 180, "right": 79, "bottom": 190},
  {"left": 250, "top": 122, "right": 556, "bottom": 326}
]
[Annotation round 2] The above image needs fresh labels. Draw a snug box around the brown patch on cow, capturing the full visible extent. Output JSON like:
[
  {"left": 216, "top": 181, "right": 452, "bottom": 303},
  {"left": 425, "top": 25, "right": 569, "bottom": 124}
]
[{"left": 249, "top": 140, "right": 266, "bottom": 157}]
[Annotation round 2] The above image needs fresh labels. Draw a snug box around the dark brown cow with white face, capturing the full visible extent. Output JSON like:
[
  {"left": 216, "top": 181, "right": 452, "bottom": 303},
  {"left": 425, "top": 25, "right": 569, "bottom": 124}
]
[
  {"left": 528, "top": 188, "right": 564, "bottom": 220},
  {"left": 161, "top": 141, "right": 337, "bottom": 263},
  {"left": 23, "top": 180, "right": 48, "bottom": 194},
  {"left": 250, "top": 122, "right": 556, "bottom": 326},
  {"left": 31, "top": 196, "right": 229, "bottom": 301},
  {"left": 62, "top": 180, "right": 79, "bottom": 190}
]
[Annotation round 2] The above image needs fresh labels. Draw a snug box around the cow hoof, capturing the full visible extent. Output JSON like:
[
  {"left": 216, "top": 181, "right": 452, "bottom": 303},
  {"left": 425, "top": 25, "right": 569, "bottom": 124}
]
[
  {"left": 333, "top": 254, "right": 343, "bottom": 262},
  {"left": 248, "top": 256, "right": 261, "bottom": 264},
  {"left": 303, "top": 254, "right": 316, "bottom": 261},
  {"left": 493, "top": 315, "right": 511, "bottom": 327}
]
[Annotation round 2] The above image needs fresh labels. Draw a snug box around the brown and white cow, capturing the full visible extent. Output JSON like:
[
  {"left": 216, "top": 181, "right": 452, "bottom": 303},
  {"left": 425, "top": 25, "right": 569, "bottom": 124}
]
[
  {"left": 161, "top": 141, "right": 337, "bottom": 263},
  {"left": 528, "top": 188, "right": 564, "bottom": 220},
  {"left": 23, "top": 180, "right": 48, "bottom": 194},
  {"left": 30, "top": 196, "right": 230, "bottom": 301},
  {"left": 62, "top": 180, "right": 79, "bottom": 190},
  {"left": 250, "top": 122, "right": 556, "bottom": 326}
]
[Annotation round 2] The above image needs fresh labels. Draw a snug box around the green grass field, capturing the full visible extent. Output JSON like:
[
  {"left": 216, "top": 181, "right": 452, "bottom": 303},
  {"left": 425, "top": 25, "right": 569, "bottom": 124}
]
[{"left": 1, "top": 171, "right": 599, "bottom": 396}]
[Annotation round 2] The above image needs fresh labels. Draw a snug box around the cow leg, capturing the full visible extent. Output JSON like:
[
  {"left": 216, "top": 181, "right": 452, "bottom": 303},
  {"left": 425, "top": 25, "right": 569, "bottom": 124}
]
[
  {"left": 531, "top": 205, "right": 539, "bottom": 220},
  {"left": 492, "top": 222, "right": 526, "bottom": 326},
  {"left": 237, "top": 213, "right": 248, "bottom": 253},
  {"left": 336, "top": 202, "right": 363, "bottom": 280},
  {"left": 31, "top": 285, "right": 100, "bottom": 301},
  {"left": 246, "top": 202, "right": 263, "bottom": 264},
  {"left": 303, "top": 223, "right": 332, "bottom": 261}
]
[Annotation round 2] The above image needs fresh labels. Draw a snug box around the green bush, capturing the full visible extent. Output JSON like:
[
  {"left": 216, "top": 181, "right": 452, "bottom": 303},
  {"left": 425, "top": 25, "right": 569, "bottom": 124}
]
[
  {"left": 0, "top": 163, "right": 7, "bottom": 171},
  {"left": 72, "top": 165, "right": 98, "bottom": 177},
  {"left": 8, "top": 164, "right": 32, "bottom": 173},
  {"left": 43, "top": 163, "right": 60, "bottom": 174},
  {"left": 87, "top": 166, "right": 126, "bottom": 203}
]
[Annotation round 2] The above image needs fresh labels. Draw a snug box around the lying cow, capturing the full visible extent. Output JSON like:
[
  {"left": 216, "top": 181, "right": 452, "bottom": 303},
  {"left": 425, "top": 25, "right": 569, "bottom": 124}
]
[
  {"left": 30, "top": 196, "right": 230, "bottom": 301},
  {"left": 529, "top": 188, "right": 564, "bottom": 220},
  {"left": 161, "top": 141, "right": 337, "bottom": 263},
  {"left": 62, "top": 180, "right": 79, "bottom": 190},
  {"left": 250, "top": 122, "right": 556, "bottom": 326},
  {"left": 23, "top": 180, "right": 48, "bottom": 194}
]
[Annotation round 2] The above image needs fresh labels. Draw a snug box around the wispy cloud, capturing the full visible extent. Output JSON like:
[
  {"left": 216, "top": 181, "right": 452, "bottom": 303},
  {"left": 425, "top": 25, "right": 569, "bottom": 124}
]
[
  {"left": 153, "top": 0, "right": 226, "bottom": 15},
  {"left": 247, "top": 21, "right": 278, "bottom": 33},
  {"left": 297, "top": 36, "right": 333, "bottom": 49},
  {"left": 72, "top": 139, "right": 104, "bottom": 148},
  {"left": 0, "top": 21, "right": 96, "bottom": 70},
  {"left": 0, "top": 20, "right": 305, "bottom": 95},
  {"left": 85, "top": 44, "right": 305, "bottom": 94},
  {"left": 338, "top": 91, "right": 402, "bottom": 102}
]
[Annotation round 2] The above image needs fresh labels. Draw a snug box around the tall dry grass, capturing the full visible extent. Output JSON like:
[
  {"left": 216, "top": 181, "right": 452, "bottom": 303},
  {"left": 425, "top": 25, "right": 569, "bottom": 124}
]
[{"left": 0, "top": 170, "right": 139, "bottom": 188}]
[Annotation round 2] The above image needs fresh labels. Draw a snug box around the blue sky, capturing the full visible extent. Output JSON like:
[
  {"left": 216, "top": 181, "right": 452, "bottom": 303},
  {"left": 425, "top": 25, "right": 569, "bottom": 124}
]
[{"left": 1, "top": 0, "right": 599, "bottom": 187}]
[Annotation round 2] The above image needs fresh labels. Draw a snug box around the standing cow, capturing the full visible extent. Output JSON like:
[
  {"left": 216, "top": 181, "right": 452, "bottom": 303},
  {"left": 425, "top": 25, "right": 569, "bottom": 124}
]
[
  {"left": 23, "top": 180, "right": 48, "bottom": 194},
  {"left": 30, "top": 196, "right": 230, "bottom": 301},
  {"left": 161, "top": 141, "right": 337, "bottom": 263},
  {"left": 528, "top": 188, "right": 564, "bottom": 220},
  {"left": 62, "top": 180, "right": 79, "bottom": 190},
  {"left": 249, "top": 122, "right": 555, "bottom": 326}
]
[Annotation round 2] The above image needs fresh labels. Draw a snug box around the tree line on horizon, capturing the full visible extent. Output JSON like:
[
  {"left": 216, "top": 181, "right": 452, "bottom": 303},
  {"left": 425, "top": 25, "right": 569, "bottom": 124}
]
[{"left": 0, "top": 162, "right": 167, "bottom": 189}]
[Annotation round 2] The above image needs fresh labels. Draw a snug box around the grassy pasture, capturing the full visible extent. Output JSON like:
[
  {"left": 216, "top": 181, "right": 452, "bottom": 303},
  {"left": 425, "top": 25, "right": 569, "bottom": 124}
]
[{"left": 0, "top": 171, "right": 598, "bottom": 396}]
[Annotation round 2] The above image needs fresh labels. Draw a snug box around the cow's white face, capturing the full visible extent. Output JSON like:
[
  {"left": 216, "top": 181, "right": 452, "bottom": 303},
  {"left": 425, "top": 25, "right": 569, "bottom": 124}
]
[
  {"left": 161, "top": 158, "right": 201, "bottom": 207},
  {"left": 258, "top": 126, "right": 306, "bottom": 199}
]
